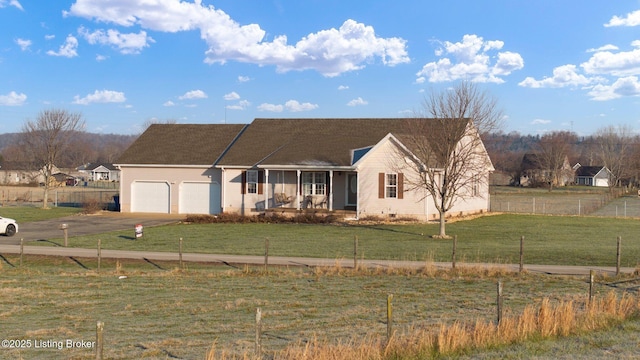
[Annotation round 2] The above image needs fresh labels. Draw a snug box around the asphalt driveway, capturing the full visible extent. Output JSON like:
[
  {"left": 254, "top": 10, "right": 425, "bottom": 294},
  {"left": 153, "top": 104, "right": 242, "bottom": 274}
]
[{"left": 0, "top": 212, "right": 185, "bottom": 245}]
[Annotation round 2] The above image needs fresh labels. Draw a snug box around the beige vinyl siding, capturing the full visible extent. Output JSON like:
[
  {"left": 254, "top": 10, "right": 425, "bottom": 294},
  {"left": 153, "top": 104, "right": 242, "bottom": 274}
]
[{"left": 119, "top": 166, "right": 220, "bottom": 214}]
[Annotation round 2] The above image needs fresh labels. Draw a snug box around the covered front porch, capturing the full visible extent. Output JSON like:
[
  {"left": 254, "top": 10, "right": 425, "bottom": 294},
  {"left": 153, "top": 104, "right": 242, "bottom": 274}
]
[{"left": 257, "top": 168, "right": 358, "bottom": 213}]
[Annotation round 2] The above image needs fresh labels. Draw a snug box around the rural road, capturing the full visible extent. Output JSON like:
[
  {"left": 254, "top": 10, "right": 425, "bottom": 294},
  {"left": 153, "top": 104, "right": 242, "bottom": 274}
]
[
  {"left": 0, "top": 212, "right": 636, "bottom": 276},
  {"left": 0, "top": 243, "right": 635, "bottom": 276}
]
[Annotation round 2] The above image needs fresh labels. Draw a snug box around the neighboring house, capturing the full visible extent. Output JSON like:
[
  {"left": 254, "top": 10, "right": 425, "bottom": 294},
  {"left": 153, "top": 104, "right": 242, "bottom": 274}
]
[
  {"left": 519, "top": 153, "right": 573, "bottom": 187},
  {"left": 574, "top": 164, "right": 611, "bottom": 187},
  {"left": 51, "top": 172, "right": 76, "bottom": 187},
  {"left": 78, "top": 163, "right": 121, "bottom": 182},
  {"left": 0, "top": 161, "right": 59, "bottom": 185},
  {"left": 115, "top": 118, "right": 494, "bottom": 221}
]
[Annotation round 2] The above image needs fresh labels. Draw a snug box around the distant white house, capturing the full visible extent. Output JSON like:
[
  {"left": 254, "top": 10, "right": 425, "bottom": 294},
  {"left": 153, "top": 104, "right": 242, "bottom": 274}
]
[
  {"left": 78, "top": 163, "right": 120, "bottom": 182},
  {"left": 574, "top": 164, "right": 611, "bottom": 187}
]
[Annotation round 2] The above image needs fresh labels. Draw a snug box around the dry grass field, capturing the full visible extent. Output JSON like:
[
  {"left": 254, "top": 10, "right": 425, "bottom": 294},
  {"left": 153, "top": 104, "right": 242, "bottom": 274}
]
[{"left": 0, "top": 256, "right": 639, "bottom": 359}]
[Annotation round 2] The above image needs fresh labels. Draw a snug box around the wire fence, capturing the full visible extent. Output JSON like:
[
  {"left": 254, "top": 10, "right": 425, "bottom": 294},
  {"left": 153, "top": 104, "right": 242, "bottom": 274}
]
[
  {"left": 0, "top": 187, "right": 119, "bottom": 210},
  {"left": 490, "top": 192, "right": 640, "bottom": 217}
]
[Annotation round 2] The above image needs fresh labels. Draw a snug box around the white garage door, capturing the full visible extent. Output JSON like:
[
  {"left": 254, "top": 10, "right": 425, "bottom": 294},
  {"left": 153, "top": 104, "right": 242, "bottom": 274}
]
[
  {"left": 179, "top": 182, "right": 221, "bottom": 214},
  {"left": 131, "top": 181, "right": 170, "bottom": 213}
]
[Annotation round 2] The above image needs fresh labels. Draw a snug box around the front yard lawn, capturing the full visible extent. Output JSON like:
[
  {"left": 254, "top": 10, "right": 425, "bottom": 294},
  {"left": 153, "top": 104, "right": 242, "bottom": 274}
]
[{"left": 33, "top": 213, "right": 640, "bottom": 268}]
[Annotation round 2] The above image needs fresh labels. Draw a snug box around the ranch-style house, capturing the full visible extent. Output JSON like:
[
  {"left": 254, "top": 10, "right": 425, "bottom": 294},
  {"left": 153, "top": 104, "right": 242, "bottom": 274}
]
[{"left": 115, "top": 118, "right": 494, "bottom": 221}]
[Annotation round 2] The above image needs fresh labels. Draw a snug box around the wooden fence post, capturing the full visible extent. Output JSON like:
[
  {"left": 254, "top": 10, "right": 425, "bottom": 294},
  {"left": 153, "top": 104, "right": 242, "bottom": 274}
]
[
  {"left": 61, "top": 224, "right": 68, "bottom": 247},
  {"left": 519, "top": 236, "right": 524, "bottom": 273},
  {"left": 97, "top": 239, "right": 101, "bottom": 274},
  {"left": 497, "top": 280, "right": 504, "bottom": 325},
  {"left": 616, "top": 236, "right": 621, "bottom": 276},
  {"left": 353, "top": 235, "right": 358, "bottom": 270},
  {"left": 179, "top": 237, "right": 183, "bottom": 270},
  {"left": 588, "top": 270, "right": 595, "bottom": 306},
  {"left": 95, "top": 321, "right": 104, "bottom": 360},
  {"left": 20, "top": 238, "right": 24, "bottom": 267},
  {"left": 451, "top": 235, "right": 457, "bottom": 269},
  {"left": 264, "top": 238, "right": 269, "bottom": 271},
  {"left": 255, "top": 308, "right": 262, "bottom": 357},
  {"left": 387, "top": 294, "right": 393, "bottom": 341}
]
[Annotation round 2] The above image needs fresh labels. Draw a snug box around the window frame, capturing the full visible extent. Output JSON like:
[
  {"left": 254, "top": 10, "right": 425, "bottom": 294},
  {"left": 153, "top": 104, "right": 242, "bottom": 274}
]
[
  {"left": 302, "top": 171, "right": 326, "bottom": 196},
  {"left": 385, "top": 173, "right": 398, "bottom": 198},
  {"left": 246, "top": 170, "right": 258, "bottom": 194}
]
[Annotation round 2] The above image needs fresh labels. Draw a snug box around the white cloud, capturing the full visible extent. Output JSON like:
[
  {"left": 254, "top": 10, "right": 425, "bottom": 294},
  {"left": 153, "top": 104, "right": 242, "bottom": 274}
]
[
  {"left": 163, "top": 100, "right": 175, "bottom": 107},
  {"left": 178, "top": 90, "right": 207, "bottom": 100},
  {"left": 604, "top": 10, "right": 640, "bottom": 27},
  {"left": 47, "top": 35, "right": 79, "bottom": 57},
  {"left": 257, "top": 100, "right": 318, "bottom": 112},
  {"left": 587, "top": 44, "right": 618, "bottom": 53},
  {"left": 45, "top": 34, "right": 55, "bottom": 40},
  {"left": 0, "top": 91, "right": 27, "bottom": 106},
  {"left": 226, "top": 99, "right": 250, "bottom": 110},
  {"left": 519, "top": 64, "right": 594, "bottom": 88},
  {"left": 587, "top": 76, "right": 640, "bottom": 101},
  {"left": 581, "top": 46, "right": 640, "bottom": 77},
  {"left": 416, "top": 34, "right": 523, "bottom": 83},
  {"left": 66, "top": 1, "right": 409, "bottom": 76},
  {"left": 347, "top": 97, "right": 368, "bottom": 106},
  {"left": 238, "top": 75, "right": 250, "bottom": 82},
  {"left": 0, "top": 0, "right": 23, "bottom": 10},
  {"left": 223, "top": 91, "right": 240, "bottom": 100},
  {"left": 531, "top": 119, "right": 551, "bottom": 125},
  {"left": 73, "top": 89, "right": 126, "bottom": 105},
  {"left": 285, "top": 100, "right": 318, "bottom": 112},
  {"left": 338, "top": 85, "right": 349, "bottom": 90},
  {"left": 257, "top": 103, "right": 284, "bottom": 112},
  {"left": 78, "top": 26, "right": 154, "bottom": 54},
  {"left": 96, "top": 54, "right": 107, "bottom": 61},
  {"left": 15, "top": 38, "right": 31, "bottom": 51}
]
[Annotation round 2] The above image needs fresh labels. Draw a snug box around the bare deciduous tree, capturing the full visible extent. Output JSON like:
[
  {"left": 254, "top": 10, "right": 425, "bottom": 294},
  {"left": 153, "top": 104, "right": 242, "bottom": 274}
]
[
  {"left": 21, "top": 109, "right": 85, "bottom": 208},
  {"left": 534, "top": 131, "right": 577, "bottom": 191},
  {"left": 398, "top": 81, "right": 501, "bottom": 238},
  {"left": 593, "top": 125, "right": 634, "bottom": 191}
]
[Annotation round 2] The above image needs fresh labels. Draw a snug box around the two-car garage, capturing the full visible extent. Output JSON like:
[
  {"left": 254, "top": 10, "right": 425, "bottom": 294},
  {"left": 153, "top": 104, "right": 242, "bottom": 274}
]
[{"left": 131, "top": 181, "right": 220, "bottom": 214}]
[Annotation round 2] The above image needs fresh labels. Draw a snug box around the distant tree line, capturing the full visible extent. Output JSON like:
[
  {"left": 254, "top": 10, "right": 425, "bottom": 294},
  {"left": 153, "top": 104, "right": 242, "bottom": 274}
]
[
  {"left": 483, "top": 125, "right": 640, "bottom": 190},
  {"left": 0, "top": 128, "right": 136, "bottom": 168}
]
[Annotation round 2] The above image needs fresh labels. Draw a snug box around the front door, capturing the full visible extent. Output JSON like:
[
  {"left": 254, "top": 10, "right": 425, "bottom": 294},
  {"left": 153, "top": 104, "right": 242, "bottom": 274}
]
[{"left": 346, "top": 173, "right": 357, "bottom": 206}]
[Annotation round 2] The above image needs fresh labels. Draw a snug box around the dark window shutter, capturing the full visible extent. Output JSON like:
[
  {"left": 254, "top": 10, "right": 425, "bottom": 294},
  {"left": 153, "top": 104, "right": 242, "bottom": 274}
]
[
  {"left": 258, "top": 171, "right": 264, "bottom": 195},
  {"left": 398, "top": 173, "right": 404, "bottom": 199},
  {"left": 378, "top": 173, "right": 385, "bottom": 199},
  {"left": 241, "top": 171, "right": 246, "bottom": 194}
]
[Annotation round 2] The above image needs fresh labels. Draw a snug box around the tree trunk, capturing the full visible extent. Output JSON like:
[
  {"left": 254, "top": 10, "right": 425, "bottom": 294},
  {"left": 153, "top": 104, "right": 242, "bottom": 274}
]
[
  {"left": 42, "top": 184, "right": 49, "bottom": 209},
  {"left": 438, "top": 210, "right": 446, "bottom": 237}
]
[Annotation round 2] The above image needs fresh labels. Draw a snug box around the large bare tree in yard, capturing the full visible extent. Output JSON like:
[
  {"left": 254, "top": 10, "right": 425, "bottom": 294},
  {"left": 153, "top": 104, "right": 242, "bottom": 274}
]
[
  {"left": 399, "top": 81, "right": 501, "bottom": 238},
  {"left": 534, "top": 131, "right": 577, "bottom": 191},
  {"left": 593, "top": 125, "right": 634, "bottom": 191},
  {"left": 21, "top": 109, "right": 85, "bottom": 209}
]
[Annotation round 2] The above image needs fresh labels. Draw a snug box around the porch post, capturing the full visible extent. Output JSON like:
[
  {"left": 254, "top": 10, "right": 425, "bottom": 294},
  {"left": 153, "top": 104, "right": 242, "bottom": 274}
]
[
  {"left": 329, "top": 170, "right": 333, "bottom": 211},
  {"left": 296, "top": 170, "right": 301, "bottom": 210},
  {"left": 264, "top": 169, "right": 269, "bottom": 210}
]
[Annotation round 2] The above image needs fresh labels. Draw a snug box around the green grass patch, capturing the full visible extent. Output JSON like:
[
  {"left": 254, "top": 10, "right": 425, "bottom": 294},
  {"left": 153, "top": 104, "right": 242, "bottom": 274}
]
[
  {"left": 0, "top": 206, "right": 82, "bottom": 222},
  {"left": 37, "top": 214, "right": 640, "bottom": 267}
]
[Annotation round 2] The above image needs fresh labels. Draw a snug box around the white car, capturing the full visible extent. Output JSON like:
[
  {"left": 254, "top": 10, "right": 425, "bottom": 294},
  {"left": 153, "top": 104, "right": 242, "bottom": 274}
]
[{"left": 0, "top": 216, "right": 18, "bottom": 237}]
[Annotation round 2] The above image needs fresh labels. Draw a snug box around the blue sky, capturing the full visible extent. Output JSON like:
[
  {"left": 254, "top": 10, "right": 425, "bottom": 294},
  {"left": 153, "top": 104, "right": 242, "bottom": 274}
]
[{"left": 2, "top": 1, "right": 640, "bottom": 136}]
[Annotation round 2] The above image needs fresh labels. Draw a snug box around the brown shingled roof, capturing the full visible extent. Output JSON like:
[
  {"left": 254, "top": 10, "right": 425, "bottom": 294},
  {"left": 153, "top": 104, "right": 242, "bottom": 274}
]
[
  {"left": 116, "top": 124, "right": 246, "bottom": 165},
  {"left": 216, "top": 118, "right": 420, "bottom": 167}
]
